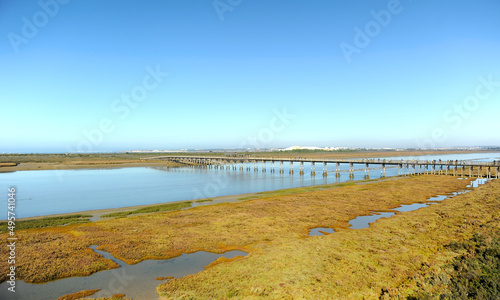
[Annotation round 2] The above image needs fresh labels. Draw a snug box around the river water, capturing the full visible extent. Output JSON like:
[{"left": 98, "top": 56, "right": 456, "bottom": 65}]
[{"left": 1, "top": 152, "right": 499, "bottom": 220}]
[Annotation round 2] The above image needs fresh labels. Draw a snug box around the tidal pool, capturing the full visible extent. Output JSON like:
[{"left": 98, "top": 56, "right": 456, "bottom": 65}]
[
  {"left": 308, "top": 227, "right": 335, "bottom": 236},
  {"left": 310, "top": 178, "right": 490, "bottom": 234},
  {"left": 0, "top": 247, "right": 247, "bottom": 300}
]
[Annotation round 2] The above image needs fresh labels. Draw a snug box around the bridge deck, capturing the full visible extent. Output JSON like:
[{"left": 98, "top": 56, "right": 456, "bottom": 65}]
[{"left": 145, "top": 155, "right": 498, "bottom": 167}]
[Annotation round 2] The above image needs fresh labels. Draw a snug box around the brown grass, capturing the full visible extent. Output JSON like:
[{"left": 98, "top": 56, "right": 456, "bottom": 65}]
[
  {"left": 57, "top": 289, "right": 100, "bottom": 300},
  {"left": 0, "top": 175, "right": 470, "bottom": 286},
  {"left": 156, "top": 179, "right": 500, "bottom": 299},
  {"left": 204, "top": 256, "right": 247, "bottom": 269},
  {"left": 0, "top": 162, "right": 17, "bottom": 167},
  {"left": 0, "top": 229, "right": 119, "bottom": 283},
  {"left": 0, "top": 153, "right": 188, "bottom": 172},
  {"left": 156, "top": 276, "right": 174, "bottom": 281}
]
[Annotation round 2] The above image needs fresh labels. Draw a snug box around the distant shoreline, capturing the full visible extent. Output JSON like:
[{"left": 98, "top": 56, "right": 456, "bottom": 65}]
[{"left": 1, "top": 150, "right": 497, "bottom": 172}]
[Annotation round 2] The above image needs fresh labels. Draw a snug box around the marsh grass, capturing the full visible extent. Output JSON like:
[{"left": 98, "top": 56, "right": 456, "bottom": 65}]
[
  {"left": 156, "top": 178, "right": 500, "bottom": 299},
  {"left": 57, "top": 289, "right": 100, "bottom": 300},
  {"left": 100, "top": 202, "right": 192, "bottom": 218},
  {"left": 406, "top": 226, "right": 500, "bottom": 299},
  {"left": 0, "top": 214, "right": 91, "bottom": 233},
  {"left": 195, "top": 199, "right": 213, "bottom": 203},
  {"left": 237, "top": 181, "right": 357, "bottom": 200},
  {"left": 0, "top": 162, "right": 17, "bottom": 167},
  {"left": 0, "top": 175, "right": 471, "bottom": 286}
]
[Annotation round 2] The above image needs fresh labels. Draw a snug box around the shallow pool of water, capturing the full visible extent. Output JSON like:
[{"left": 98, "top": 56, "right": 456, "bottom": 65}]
[
  {"left": 348, "top": 212, "right": 396, "bottom": 229},
  {"left": 0, "top": 247, "right": 247, "bottom": 300},
  {"left": 428, "top": 195, "right": 448, "bottom": 201},
  {"left": 308, "top": 227, "right": 335, "bottom": 236},
  {"left": 310, "top": 178, "right": 490, "bottom": 235},
  {"left": 346, "top": 178, "right": 489, "bottom": 230},
  {"left": 393, "top": 203, "right": 430, "bottom": 212}
]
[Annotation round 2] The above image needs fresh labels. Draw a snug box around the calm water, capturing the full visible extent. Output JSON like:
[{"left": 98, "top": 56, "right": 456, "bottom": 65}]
[
  {"left": 0, "top": 247, "right": 247, "bottom": 300},
  {"left": 1, "top": 152, "right": 498, "bottom": 220}
]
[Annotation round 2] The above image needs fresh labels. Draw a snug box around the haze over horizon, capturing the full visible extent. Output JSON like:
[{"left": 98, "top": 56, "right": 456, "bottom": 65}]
[{"left": 1, "top": 0, "right": 499, "bottom": 153}]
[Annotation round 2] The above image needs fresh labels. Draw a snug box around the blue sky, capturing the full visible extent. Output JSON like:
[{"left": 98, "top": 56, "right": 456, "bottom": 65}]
[{"left": 1, "top": 0, "right": 499, "bottom": 152}]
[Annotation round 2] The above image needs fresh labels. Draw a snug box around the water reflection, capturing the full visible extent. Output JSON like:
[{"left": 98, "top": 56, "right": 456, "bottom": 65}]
[{"left": 0, "top": 153, "right": 497, "bottom": 219}]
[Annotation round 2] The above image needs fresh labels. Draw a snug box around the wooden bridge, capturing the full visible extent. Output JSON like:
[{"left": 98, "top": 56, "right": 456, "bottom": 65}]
[{"left": 143, "top": 156, "right": 500, "bottom": 179}]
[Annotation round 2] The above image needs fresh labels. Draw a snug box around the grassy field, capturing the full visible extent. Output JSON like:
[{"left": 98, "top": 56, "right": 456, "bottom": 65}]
[
  {"left": 156, "top": 179, "right": 500, "bottom": 299},
  {"left": 100, "top": 202, "right": 193, "bottom": 218},
  {"left": 0, "top": 153, "right": 185, "bottom": 171},
  {"left": 0, "top": 175, "right": 472, "bottom": 289}
]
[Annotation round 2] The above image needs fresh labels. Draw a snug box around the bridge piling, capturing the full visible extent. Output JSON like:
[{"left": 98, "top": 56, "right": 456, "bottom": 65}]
[{"left": 149, "top": 156, "right": 494, "bottom": 181}]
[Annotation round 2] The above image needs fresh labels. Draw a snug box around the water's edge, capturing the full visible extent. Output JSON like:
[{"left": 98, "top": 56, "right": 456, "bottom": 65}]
[{"left": 309, "top": 178, "right": 489, "bottom": 236}]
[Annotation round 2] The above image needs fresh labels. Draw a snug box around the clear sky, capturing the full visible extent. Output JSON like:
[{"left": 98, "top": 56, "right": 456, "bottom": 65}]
[{"left": 1, "top": 0, "right": 499, "bottom": 152}]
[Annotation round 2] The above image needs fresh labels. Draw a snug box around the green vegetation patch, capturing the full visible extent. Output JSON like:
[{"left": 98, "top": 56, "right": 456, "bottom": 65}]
[
  {"left": 195, "top": 199, "right": 213, "bottom": 203},
  {"left": 0, "top": 214, "right": 91, "bottom": 233},
  {"left": 101, "top": 202, "right": 192, "bottom": 218},
  {"left": 446, "top": 230, "right": 500, "bottom": 299},
  {"left": 409, "top": 228, "right": 500, "bottom": 299}
]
